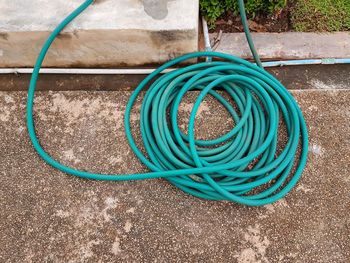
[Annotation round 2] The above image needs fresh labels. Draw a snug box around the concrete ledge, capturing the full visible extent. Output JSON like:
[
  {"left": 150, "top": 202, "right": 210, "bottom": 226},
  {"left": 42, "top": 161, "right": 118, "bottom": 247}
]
[
  {"left": 0, "top": 0, "right": 199, "bottom": 67},
  {"left": 1, "top": 64, "right": 350, "bottom": 91},
  {"left": 211, "top": 32, "right": 350, "bottom": 60},
  {"left": 1, "top": 29, "right": 197, "bottom": 68}
]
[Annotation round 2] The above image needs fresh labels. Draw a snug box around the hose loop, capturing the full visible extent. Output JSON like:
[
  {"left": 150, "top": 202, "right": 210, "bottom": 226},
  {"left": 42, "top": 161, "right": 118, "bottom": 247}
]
[{"left": 26, "top": 0, "right": 308, "bottom": 206}]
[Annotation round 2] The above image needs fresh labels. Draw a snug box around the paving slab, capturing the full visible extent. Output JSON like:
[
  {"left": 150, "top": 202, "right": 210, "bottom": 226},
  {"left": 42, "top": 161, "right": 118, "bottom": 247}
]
[
  {"left": 0, "top": 89, "right": 349, "bottom": 262},
  {"left": 0, "top": 0, "right": 199, "bottom": 67},
  {"left": 211, "top": 32, "right": 350, "bottom": 60}
]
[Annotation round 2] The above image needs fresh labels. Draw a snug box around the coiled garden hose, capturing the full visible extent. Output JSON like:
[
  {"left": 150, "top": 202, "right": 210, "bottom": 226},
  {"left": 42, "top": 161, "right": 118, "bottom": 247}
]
[{"left": 26, "top": 0, "right": 308, "bottom": 206}]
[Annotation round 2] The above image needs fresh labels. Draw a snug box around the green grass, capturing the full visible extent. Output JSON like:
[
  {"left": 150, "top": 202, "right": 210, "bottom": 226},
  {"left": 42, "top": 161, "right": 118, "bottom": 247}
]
[
  {"left": 291, "top": 0, "right": 350, "bottom": 31},
  {"left": 200, "top": 0, "right": 350, "bottom": 32}
]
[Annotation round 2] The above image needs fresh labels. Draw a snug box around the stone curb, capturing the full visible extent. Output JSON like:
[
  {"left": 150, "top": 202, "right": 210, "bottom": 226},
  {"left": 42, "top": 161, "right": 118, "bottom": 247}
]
[{"left": 210, "top": 32, "right": 350, "bottom": 60}]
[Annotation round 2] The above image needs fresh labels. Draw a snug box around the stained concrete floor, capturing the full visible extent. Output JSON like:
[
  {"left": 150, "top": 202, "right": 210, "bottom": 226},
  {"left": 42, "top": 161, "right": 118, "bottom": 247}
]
[{"left": 0, "top": 81, "right": 349, "bottom": 262}]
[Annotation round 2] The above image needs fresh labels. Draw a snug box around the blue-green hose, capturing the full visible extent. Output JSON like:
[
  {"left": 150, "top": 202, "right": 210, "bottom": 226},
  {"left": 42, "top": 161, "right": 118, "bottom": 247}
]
[{"left": 26, "top": 0, "right": 308, "bottom": 206}]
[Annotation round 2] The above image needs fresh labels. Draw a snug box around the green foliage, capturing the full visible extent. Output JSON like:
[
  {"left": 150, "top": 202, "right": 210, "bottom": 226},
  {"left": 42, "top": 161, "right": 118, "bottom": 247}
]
[
  {"left": 200, "top": 0, "right": 287, "bottom": 25},
  {"left": 291, "top": 0, "right": 350, "bottom": 31}
]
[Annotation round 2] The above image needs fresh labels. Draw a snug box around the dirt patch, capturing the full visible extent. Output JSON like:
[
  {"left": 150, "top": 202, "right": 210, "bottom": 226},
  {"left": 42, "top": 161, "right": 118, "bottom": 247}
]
[{"left": 209, "top": 3, "right": 292, "bottom": 33}]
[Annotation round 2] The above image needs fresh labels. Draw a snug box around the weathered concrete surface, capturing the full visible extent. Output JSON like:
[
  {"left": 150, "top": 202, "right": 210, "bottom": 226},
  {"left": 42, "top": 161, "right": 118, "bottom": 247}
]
[
  {"left": 211, "top": 32, "right": 350, "bottom": 60},
  {"left": 0, "top": 88, "right": 349, "bottom": 262},
  {"left": 0, "top": 0, "right": 199, "bottom": 67}
]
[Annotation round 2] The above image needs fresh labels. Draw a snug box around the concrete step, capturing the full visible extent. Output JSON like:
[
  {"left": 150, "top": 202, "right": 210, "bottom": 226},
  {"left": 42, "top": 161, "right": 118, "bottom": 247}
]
[
  {"left": 0, "top": 0, "right": 199, "bottom": 67},
  {"left": 1, "top": 88, "right": 349, "bottom": 262},
  {"left": 212, "top": 32, "right": 350, "bottom": 60}
]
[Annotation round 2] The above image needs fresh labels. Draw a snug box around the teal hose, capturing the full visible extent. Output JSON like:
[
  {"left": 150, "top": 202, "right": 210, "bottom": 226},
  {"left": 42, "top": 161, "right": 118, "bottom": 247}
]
[
  {"left": 238, "top": 0, "right": 263, "bottom": 68},
  {"left": 26, "top": 0, "right": 308, "bottom": 206}
]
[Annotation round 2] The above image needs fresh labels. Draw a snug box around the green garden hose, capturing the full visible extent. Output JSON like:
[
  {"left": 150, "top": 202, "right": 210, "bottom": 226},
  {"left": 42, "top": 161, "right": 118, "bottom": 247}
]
[{"left": 26, "top": 0, "right": 308, "bottom": 206}]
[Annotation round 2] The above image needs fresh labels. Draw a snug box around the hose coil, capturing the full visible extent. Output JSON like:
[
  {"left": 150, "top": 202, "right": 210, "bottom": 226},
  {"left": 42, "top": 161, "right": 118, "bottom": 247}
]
[{"left": 26, "top": 0, "right": 308, "bottom": 206}]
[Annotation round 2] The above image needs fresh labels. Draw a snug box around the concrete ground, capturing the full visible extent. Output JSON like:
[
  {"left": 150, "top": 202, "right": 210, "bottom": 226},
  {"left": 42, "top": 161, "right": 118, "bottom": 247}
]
[{"left": 0, "top": 69, "right": 349, "bottom": 262}]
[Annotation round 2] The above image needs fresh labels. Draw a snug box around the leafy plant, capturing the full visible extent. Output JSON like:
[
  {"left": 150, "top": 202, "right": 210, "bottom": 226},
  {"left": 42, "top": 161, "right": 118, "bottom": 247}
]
[{"left": 200, "top": 0, "right": 287, "bottom": 25}]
